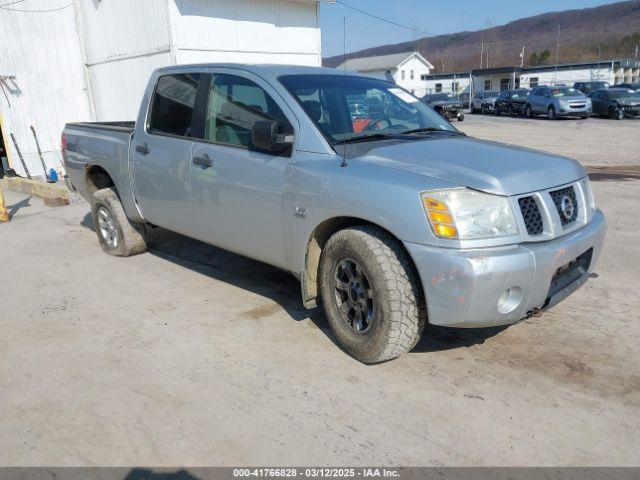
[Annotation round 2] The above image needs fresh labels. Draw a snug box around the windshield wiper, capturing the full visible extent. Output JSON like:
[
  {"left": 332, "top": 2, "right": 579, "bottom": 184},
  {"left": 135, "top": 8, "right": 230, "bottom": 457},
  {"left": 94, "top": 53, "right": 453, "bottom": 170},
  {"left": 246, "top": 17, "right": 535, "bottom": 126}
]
[
  {"left": 400, "top": 127, "right": 464, "bottom": 136},
  {"left": 334, "top": 132, "right": 396, "bottom": 145}
]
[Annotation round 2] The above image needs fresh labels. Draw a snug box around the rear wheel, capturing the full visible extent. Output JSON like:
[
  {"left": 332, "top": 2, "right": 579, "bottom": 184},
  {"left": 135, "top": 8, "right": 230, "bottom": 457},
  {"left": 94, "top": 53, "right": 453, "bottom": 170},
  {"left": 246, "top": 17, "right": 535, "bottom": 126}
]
[
  {"left": 91, "top": 188, "right": 147, "bottom": 257},
  {"left": 319, "top": 226, "right": 426, "bottom": 363}
]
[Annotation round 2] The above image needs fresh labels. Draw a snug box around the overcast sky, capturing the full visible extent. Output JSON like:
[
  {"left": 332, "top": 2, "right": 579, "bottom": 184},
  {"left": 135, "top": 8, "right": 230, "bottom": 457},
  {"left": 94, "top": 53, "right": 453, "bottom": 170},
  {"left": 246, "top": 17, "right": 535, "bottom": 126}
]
[{"left": 321, "top": 0, "right": 624, "bottom": 58}]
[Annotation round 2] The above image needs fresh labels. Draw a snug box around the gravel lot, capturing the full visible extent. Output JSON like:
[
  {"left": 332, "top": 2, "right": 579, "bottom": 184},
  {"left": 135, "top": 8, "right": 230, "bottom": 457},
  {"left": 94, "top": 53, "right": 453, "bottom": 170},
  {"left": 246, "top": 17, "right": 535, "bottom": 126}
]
[{"left": 0, "top": 116, "right": 639, "bottom": 466}]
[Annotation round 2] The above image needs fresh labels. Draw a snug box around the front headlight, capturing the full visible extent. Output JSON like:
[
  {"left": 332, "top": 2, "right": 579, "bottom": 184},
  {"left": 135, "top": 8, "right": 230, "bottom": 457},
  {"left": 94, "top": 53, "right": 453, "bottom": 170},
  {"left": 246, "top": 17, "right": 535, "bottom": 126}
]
[
  {"left": 421, "top": 188, "right": 519, "bottom": 240},
  {"left": 581, "top": 176, "right": 596, "bottom": 212}
]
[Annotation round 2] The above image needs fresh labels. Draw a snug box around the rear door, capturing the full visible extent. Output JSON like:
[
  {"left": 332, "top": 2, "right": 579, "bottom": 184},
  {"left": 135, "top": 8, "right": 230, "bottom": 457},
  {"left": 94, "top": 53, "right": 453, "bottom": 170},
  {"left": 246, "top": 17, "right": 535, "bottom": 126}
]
[
  {"left": 188, "top": 70, "right": 298, "bottom": 269},
  {"left": 590, "top": 91, "right": 604, "bottom": 115},
  {"left": 132, "top": 72, "right": 204, "bottom": 234}
]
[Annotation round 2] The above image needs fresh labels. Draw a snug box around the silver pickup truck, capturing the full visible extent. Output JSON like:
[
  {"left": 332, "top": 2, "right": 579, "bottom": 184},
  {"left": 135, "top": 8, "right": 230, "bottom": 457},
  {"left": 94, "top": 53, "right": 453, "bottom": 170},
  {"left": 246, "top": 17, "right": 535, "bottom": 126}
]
[{"left": 62, "top": 64, "right": 606, "bottom": 363}]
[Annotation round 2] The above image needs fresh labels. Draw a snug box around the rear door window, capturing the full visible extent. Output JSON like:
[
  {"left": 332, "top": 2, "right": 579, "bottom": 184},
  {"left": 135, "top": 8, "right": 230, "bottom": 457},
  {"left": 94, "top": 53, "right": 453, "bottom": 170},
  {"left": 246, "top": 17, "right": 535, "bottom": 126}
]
[{"left": 148, "top": 73, "right": 201, "bottom": 137}]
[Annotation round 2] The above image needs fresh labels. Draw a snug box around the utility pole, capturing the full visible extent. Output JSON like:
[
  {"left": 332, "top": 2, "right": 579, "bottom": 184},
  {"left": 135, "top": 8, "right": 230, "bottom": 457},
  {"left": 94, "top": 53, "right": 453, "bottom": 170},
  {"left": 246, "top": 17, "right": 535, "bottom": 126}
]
[
  {"left": 555, "top": 25, "right": 561, "bottom": 83},
  {"left": 636, "top": 45, "right": 639, "bottom": 60},
  {"left": 0, "top": 183, "right": 9, "bottom": 222},
  {"left": 520, "top": 45, "right": 526, "bottom": 68},
  {"left": 480, "top": 41, "right": 484, "bottom": 69}
]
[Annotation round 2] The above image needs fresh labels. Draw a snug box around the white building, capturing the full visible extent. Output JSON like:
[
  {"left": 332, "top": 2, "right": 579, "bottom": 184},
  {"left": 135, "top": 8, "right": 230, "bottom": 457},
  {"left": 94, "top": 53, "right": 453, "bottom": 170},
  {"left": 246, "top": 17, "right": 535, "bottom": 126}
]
[
  {"left": 0, "top": 0, "right": 325, "bottom": 178},
  {"left": 337, "top": 51, "right": 434, "bottom": 95},
  {"left": 419, "top": 72, "right": 472, "bottom": 97},
  {"left": 416, "top": 59, "right": 640, "bottom": 99},
  {"left": 470, "top": 59, "right": 640, "bottom": 94}
]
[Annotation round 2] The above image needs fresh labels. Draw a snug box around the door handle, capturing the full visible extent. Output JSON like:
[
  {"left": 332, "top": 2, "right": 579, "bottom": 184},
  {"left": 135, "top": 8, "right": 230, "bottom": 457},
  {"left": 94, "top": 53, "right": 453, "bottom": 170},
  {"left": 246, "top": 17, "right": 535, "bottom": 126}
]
[
  {"left": 135, "top": 143, "right": 150, "bottom": 155},
  {"left": 192, "top": 153, "right": 213, "bottom": 168}
]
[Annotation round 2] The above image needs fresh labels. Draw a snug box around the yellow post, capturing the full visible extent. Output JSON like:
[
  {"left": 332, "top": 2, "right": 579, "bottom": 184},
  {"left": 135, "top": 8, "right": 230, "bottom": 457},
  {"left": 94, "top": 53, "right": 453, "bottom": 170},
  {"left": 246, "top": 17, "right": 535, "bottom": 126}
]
[{"left": 0, "top": 183, "right": 9, "bottom": 222}]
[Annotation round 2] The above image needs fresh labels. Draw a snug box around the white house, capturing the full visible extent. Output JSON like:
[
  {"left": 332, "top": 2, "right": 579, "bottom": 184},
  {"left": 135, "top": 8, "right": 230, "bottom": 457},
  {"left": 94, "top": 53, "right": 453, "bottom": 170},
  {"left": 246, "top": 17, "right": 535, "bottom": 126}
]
[
  {"left": 0, "top": 0, "right": 325, "bottom": 179},
  {"left": 337, "top": 51, "right": 434, "bottom": 95}
]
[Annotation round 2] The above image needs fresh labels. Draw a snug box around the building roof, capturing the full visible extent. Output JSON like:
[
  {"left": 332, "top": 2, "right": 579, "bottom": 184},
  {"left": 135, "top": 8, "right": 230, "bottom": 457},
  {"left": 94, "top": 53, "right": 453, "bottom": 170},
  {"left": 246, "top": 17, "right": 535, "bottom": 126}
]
[{"left": 337, "top": 51, "right": 434, "bottom": 73}]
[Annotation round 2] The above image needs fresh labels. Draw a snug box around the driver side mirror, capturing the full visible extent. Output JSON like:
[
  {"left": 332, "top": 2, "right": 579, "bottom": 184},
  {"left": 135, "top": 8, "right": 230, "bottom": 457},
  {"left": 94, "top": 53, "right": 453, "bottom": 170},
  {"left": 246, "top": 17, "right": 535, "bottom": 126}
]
[{"left": 251, "top": 120, "right": 293, "bottom": 153}]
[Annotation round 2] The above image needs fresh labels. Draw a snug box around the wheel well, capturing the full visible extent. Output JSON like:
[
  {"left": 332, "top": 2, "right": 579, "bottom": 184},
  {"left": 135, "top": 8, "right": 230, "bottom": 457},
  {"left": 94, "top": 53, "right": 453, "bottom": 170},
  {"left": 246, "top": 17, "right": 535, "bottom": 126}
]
[
  {"left": 85, "top": 165, "right": 115, "bottom": 196},
  {"left": 301, "top": 217, "right": 419, "bottom": 308}
]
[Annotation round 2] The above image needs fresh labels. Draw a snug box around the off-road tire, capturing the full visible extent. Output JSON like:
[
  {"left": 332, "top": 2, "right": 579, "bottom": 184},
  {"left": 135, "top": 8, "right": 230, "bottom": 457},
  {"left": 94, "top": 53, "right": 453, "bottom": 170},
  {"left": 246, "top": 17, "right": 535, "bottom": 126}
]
[
  {"left": 91, "top": 188, "right": 147, "bottom": 257},
  {"left": 319, "top": 226, "right": 426, "bottom": 363}
]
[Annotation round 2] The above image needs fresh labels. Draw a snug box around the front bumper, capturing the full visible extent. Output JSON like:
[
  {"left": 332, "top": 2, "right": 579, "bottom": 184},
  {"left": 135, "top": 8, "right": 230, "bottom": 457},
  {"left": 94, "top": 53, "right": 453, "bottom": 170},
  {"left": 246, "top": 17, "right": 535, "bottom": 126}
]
[
  {"left": 405, "top": 210, "right": 606, "bottom": 328},
  {"left": 557, "top": 104, "right": 592, "bottom": 117}
]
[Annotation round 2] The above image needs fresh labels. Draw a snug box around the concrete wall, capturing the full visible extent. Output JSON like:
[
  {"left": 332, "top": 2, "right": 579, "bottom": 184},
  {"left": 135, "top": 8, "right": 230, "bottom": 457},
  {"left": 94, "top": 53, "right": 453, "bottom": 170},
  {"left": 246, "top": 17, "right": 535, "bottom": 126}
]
[
  {"left": 0, "top": 0, "right": 92, "bottom": 178},
  {"left": 170, "top": 0, "right": 321, "bottom": 67},
  {"left": 80, "top": 0, "right": 322, "bottom": 121},
  {"left": 0, "top": 0, "right": 322, "bottom": 176}
]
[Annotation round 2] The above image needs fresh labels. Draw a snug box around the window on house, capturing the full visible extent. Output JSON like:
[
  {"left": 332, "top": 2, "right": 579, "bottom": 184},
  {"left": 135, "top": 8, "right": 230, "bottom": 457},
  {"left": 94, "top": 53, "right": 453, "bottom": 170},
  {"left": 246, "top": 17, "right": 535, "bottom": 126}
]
[
  {"left": 484, "top": 79, "right": 491, "bottom": 91},
  {"left": 421, "top": 74, "right": 428, "bottom": 81},
  {"left": 401, "top": 70, "right": 405, "bottom": 80},
  {"left": 500, "top": 78, "right": 510, "bottom": 90},
  {"left": 435, "top": 83, "right": 442, "bottom": 92},
  {"left": 452, "top": 81, "right": 459, "bottom": 92},
  {"left": 514, "top": 77, "right": 521, "bottom": 89},
  {"left": 530, "top": 77, "right": 539, "bottom": 88},
  {"left": 410, "top": 70, "right": 414, "bottom": 80}
]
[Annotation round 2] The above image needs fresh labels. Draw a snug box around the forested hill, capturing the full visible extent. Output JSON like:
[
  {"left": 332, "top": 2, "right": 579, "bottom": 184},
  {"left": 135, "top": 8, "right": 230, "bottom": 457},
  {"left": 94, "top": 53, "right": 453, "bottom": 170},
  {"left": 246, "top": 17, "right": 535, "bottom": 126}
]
[{"left": 324, "top": 1, "right": 640, "bottom": 72}]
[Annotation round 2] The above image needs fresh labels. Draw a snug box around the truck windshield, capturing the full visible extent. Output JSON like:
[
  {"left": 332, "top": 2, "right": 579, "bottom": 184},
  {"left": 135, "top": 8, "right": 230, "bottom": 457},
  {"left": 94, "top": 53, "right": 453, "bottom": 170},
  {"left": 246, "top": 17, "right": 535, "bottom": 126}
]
[{"left": 279, "top": 74, "right": 456, "bottom": 144}]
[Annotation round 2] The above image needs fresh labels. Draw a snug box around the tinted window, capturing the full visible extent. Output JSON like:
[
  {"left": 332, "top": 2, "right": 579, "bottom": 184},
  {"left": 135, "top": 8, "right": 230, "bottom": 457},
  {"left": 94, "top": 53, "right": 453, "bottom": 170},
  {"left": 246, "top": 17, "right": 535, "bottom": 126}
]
[
  {"left": 201, "top": 74, "right": 291, "bottom": 149},
  {"left": 607, "top": 89, "right": 639, "bottom": 99},
  {"left": 149, "top": 73, "right": 200, "bottom": 137}
]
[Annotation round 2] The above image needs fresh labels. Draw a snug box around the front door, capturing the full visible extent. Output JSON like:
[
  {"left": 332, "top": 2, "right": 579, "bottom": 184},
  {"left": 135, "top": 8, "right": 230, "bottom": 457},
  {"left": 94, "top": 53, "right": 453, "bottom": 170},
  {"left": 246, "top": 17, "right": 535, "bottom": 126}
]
[
  {"left": 188, "top": 71, "right": 297, "bottom": 269},
  {"left": 132, "top": 72, "right": 203, "bottom": 235}
]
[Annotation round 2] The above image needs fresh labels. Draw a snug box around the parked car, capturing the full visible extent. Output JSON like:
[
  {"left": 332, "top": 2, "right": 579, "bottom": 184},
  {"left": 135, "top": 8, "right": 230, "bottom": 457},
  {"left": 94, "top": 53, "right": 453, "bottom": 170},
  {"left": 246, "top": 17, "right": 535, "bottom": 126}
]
[
  {"left": 422, "top": 93, "right": 465, "bottom": 121},
  {"left": 471, "top": 90, "right": 500, "bottom": 114},
  {"left": 616, "top": 82, "right": 640, "bottom": 93},
  {"left": 573, "top": 81, "right": 610, "bottom": 95},
  {"left": 588, "top": 88, "right": 640, "bottom": 119},
  {"left": 526, "top": 86, "right": 591, "bottom": 119},
  {"left": 458, "top": 92, "right": 470, "bottom": 109},
  {"left": 494, "top": 89, "right": 530, "bottom": 116},
  {"left": 62, "top": 64, "right": 606, "bottom": 363}
]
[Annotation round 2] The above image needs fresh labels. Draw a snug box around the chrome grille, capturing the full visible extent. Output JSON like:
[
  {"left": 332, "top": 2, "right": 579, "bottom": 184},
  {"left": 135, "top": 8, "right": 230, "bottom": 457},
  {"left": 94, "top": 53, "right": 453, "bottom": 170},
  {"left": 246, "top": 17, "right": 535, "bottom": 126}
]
[
  {"left": 518, "top": 196, "right": 543, "bottom": 235},
  {"left": 550, "top": 186, "right": 578, "bottom": 226}
]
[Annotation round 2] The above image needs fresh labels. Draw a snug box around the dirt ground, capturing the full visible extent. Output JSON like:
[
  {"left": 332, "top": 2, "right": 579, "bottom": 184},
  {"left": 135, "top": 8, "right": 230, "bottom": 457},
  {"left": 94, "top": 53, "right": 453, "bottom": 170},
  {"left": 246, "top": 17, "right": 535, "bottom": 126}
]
[{"left": 0, "top": 116, "right": 638, "bottom": 466}]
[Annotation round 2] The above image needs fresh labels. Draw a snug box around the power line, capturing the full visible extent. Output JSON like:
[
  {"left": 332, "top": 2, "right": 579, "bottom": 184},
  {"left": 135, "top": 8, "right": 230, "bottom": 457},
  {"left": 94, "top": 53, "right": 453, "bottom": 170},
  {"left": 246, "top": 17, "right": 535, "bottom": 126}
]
[
  {"left": 0, "top": 0, "right": 25, "bottom": 6},
  {"left": 335, "top": 0, "right": 433, "bottom": 37},
  {"left": 0, "top": 2, "right": 71, "bottom": 12}
]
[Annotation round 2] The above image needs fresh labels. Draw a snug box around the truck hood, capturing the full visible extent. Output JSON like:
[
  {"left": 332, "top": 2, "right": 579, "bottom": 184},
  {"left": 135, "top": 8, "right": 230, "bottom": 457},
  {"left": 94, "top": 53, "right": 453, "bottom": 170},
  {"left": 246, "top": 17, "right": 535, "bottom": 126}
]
[{"left": 352, "top": 136, "right": 586, "bottom": 196}]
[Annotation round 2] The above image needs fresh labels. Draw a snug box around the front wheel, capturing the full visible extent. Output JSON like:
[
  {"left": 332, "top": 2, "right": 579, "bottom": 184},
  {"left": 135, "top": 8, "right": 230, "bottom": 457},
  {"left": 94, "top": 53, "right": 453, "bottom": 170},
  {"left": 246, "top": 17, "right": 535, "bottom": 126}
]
[
  {"left": 457, "top": 112, "right": 465, "bottom": 122},
  {"left": 319, "top": 226, "right": 426, "bottom": 363},
  {"left": 525, "top": 104, "right": 533, "bottom": 118},
  {"left": 548, "top": 105, "right": 557, "bottom": 120}
]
